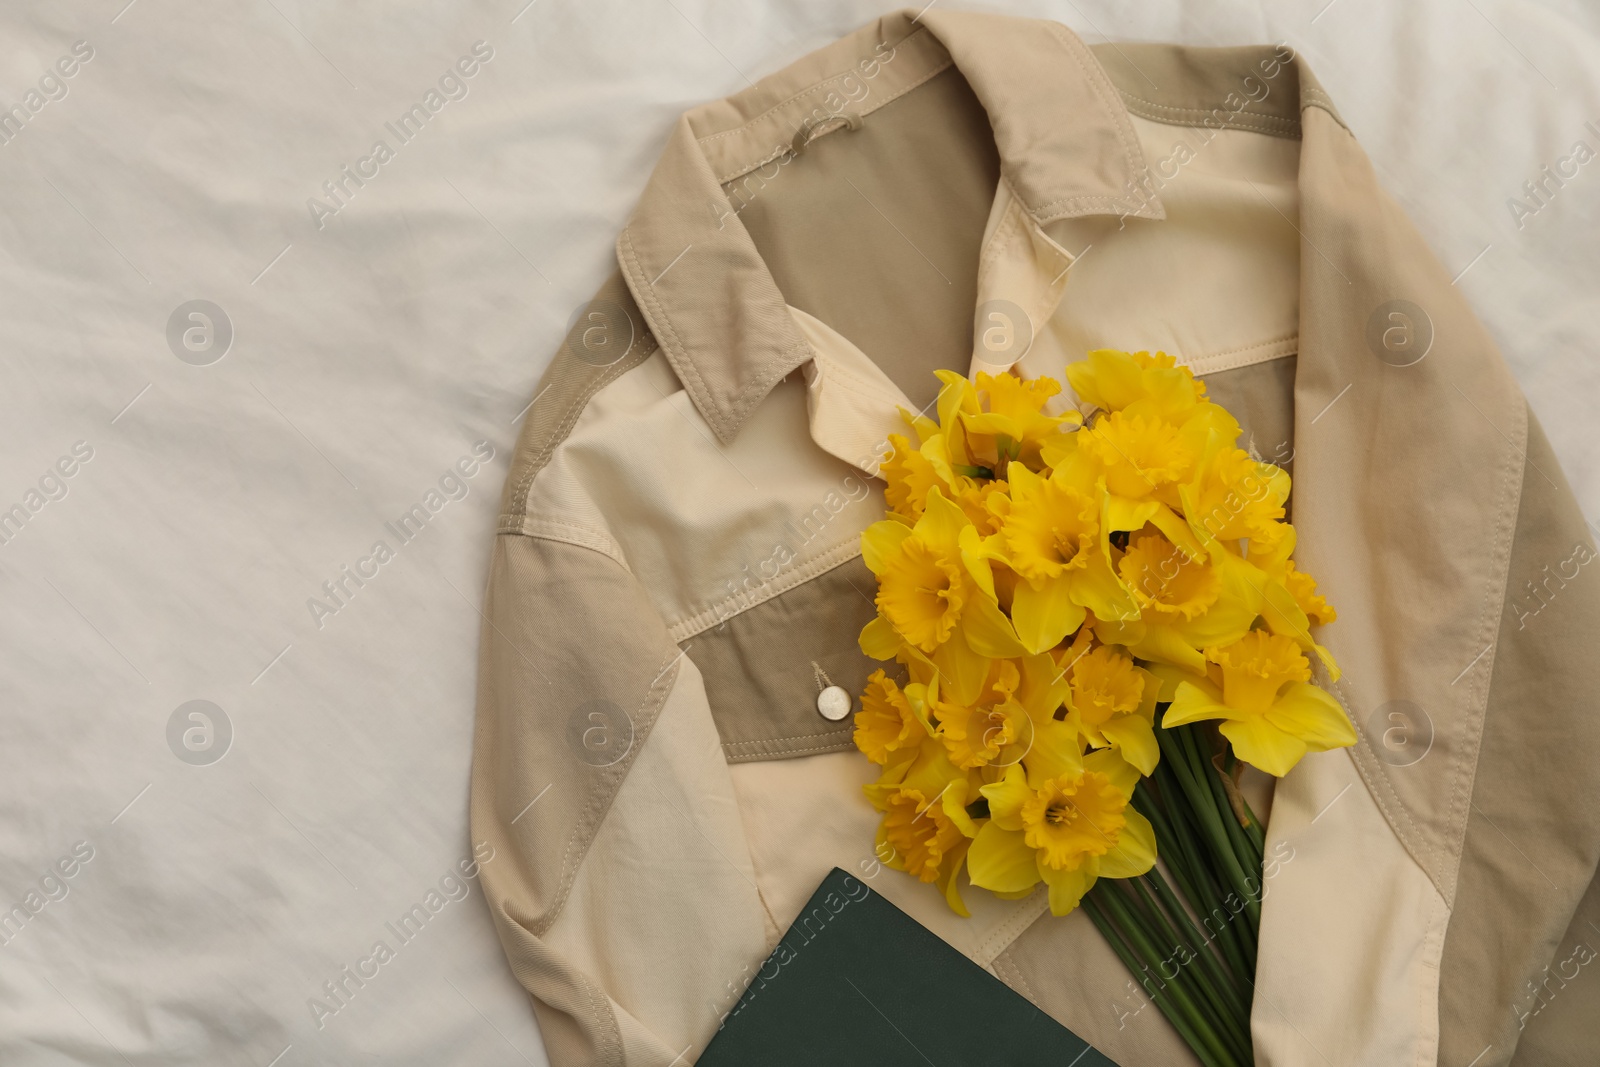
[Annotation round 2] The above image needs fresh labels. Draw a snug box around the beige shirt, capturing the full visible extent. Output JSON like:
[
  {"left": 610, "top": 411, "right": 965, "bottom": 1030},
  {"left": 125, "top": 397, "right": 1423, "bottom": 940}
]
[{"left": 470, "top": 10, "right": 1600, "bottom": 1066}]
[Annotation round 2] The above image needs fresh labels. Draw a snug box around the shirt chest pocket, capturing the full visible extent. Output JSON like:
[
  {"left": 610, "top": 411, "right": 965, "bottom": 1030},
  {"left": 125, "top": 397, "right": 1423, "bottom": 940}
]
[{"left": 684, "top": 555, "right": 886, "bottom": 763}]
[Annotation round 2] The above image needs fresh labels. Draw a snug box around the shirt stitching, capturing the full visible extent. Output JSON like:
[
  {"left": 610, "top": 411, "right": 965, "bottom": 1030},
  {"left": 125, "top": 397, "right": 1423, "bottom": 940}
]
[
  {"left": 668, "top": 538, "right": 864, "bottom": 641},
  {"left": 698, "top": 27, "right": 936, "bottom": 148},
  {"left": 534, "top": 650, "right": 683, "bottom": 939},
  {"left": 1033, "top": 22, "right": 1149, "bottom": 218},
  {"left": 713, "top": 54, "right": 956, "bottom": 184},
  {"left": 1115, "top": 91, "right": 1302, "bottom": 138},
  {"left": 507, "top": 330, "right": 658, "bottom": 519}
]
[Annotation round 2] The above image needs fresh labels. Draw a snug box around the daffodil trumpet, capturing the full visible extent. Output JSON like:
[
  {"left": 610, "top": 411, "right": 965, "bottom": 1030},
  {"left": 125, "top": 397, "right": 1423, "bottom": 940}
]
[{"left": 851, "top": 351, "right": 1354, "bottom": 1066}]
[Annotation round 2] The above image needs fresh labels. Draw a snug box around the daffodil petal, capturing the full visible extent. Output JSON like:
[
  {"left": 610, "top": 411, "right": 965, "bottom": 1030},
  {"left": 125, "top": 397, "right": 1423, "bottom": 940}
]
[
  {"left": 932, "top": 630, "right": 989, "bottom": 705},
  {"left": 936, "top": 838, "right": 973, "bottom": 917},
  {"left": 1084, "top": 747, "right": 1140, "bottom": 795},
  {"left": 962, "top": 592, "right": 1028, "bottom": 658},
  {"left": 1011, "top": 578, "right": 1086, "bottom": 655},
  {"left": 1127, "top": 623, "right": 1207, "bottom": 672},
  {"left": 1093, "top": 616, "right": 1146, "bottom": 648},
  {"left": 942, "top": 780, "right": 980, "bottom": 837},
  {"left": 968, "top": 822, "right": 1042, "bottom": 894},
  {"left": 1022, "top": 718, "right": 1085, "bottom": 786},
  {"left": 1148, "top": 502, "right": 1207, "bottom": 561},
  {"left": 861, "top": 519, "right": 913, "bottom": 575},
  {"left": 1144, "top": 662, "right": 1216, "bottom": 702},
  {"left": 1098, "top": 714, "right": 1160, "bottom": 776},
  {"left": 1041, "top": 860, "right": 1095, "bottom": 916},
  {"left": 1163, "top": 680, "right": 1233, "bottom": 728},
  {"left": 1097, "top": 809, "right": 1158, "bottom": 879},
  {"left": 1072, "top": 553, "right": 1139, "bottom": 624},
  {"left": 1017, "top": 652, "right": 1073, "bottom": 725},
  {"left": 1170, "top": 598, "right": 1259, "bottom": 650},
  {"left": 859, "top": 615, "right": 902, "bottom": 660},
  {"left": 1268, "top": 682, "right": 1358, "bottom": 751},
  {"left": 979, "top": 764, "right": 1032, "bottom": 831},
  {"left": 1219, "top": 716, "right": 1308, "bottom": 777},
  {"left": 918, "top": 485, "right": 972, "bottom": 550},
  {"left": 958, "top": 525, "right": 998, "bottom": 599},
  {"left": 1106, "top": 496, "right": 1162, "bottom": 534}
]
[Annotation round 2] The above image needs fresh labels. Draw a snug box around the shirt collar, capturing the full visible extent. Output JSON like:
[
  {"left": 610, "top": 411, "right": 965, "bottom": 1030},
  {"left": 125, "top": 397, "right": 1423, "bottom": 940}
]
[{"left": 617, "top": 8, "right": 1163, "bottom": 446}]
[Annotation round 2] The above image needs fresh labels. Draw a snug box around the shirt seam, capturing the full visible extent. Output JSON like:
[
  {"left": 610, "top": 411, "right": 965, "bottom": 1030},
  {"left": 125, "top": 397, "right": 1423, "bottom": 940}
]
[
  {"left": 498, "top": 518, "right": 631, "bottom": 571},
  {"left": 506, "top": 332, "right": 658, "bottom": 520},
  {"left": 1182, "top": 335, "right": 1299, "bottom": 377},
  {"left": 698, "top": 26, "right": 936, "bottom": 150},
  {"left": 532, "top": 651, "right": 684, "bottom": 940},
  {"left": 1033, "top": 22, "right": 1154, "bottom": 220},
  {"left": 1115, "top": 89, "right": 1302, "bottom": 139},
  {"left": 668, "top": 539, "right": 865, "bottom": 642},
  {"left": 712, "top": 52, "right": 956, "bottom": 184}
]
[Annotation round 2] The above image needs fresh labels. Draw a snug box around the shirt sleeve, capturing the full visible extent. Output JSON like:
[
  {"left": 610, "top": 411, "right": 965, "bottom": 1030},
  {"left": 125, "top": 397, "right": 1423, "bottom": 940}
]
[{"left": 469, "top": 277, "right": 777, "bottom": 1067}]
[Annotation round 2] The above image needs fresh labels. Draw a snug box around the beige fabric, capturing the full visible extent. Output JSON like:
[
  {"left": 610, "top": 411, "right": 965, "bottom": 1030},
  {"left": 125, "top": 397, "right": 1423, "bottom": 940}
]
[
  {"left": 1441, "top": 414, "right": 1600, "bottom": 1066},
  {"left": 468, "top": 11, "right": 1600, "bottom": 1066},
  {"left": 1202, "top": 356, "right": 1298, "bottom": 471},
  {"left": 499, "top": 270, "right": 658, "bottom": 529},
  {"left": 524, "top": 345, "right": 880, "bottom": 633},
  {"left": 1513, "top": 856, "right": 1600, "bottom": 1064},
  {"left": 995, "top": 908, "right": 1202, "bottom": 1066},
  {"left": 726, "top": 751, "right": 1050, "bottom": 968},
  {"left": 1254, "top": 752, "right": 1450, "bottom": 1065},
  {"left": 1092, "top": 42, "right": 1341, "bottom": 139},
  {"left": 616, "top": 8, "right": 1161, "bottom": 447},
  {"left": 470, "top": 533, "right": 685, "bottom": 1066},
  {"left": 735, "top": 63, "right": 999, "bottom": 411},
  {"left": 685, "top": 554, "right": 877, "bottom": 762},
  {"left": 1043, "top": 118, "right": 1302, "bottom": 380},
  {"left": 544, "top": 653, "right": 775, "bottom": 1063}
]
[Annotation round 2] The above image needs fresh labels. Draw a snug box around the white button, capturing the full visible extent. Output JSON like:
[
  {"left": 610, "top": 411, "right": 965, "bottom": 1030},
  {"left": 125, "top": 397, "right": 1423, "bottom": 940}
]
[{"left": 816, "top": 685, "right": 853, "bottom": 721}]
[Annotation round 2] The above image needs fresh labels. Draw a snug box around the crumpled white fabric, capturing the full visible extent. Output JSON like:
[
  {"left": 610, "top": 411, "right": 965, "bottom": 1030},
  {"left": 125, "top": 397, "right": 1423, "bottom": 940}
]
[{"left": 0, "top": 1, "right": 1594, "bottom": 1064}]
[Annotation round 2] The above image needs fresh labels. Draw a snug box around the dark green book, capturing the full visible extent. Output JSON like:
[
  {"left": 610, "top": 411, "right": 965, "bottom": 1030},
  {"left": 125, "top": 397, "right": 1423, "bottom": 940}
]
[{"left": 699, "top": 868, "right": 1119, "bottom": 1066}]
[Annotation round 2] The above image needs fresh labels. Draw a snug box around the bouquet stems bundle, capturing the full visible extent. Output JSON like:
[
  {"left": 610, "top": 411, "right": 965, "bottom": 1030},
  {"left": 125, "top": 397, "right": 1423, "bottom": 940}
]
[
  {"left": 848, "top": 350, "right": 1355, "bottom": 1065},
  {"left": 1084, "top": 716, "right": 1265, "bottom": 1067}
]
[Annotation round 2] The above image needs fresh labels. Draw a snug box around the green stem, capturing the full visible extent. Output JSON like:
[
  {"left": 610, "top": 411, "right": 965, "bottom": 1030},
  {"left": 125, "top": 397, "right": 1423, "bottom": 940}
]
[
  {"left": 1082, "top": 894, "right": 1227, "bottom": 1067},
  {"left": 1223, "top": 748, "right": 1267, "bottom": 856},
  {"left": 1151, "top": 752, "right": 1258, "bottom": 980},
  {"left": 1126, "top": 878, "right": 1253, "bottom": 1065},
  {"left": 1185, "top": 727, "right": 1265, "bottom": 882},
  {"left": 1142, "top": 866, "right": 1252, "bottom": 1021},
  {"left": 1095, "top": 884, "right": 1243, "bottom": 1067},
  {"left": 1160, "top": 724, "right": 1261, "bottom": 932}
]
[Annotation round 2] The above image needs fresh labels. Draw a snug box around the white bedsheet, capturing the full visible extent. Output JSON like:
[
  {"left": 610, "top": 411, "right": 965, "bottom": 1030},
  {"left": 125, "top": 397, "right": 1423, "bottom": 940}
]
[{"left": 0, "top": 1, "right": 1595, "bottom": 1064}]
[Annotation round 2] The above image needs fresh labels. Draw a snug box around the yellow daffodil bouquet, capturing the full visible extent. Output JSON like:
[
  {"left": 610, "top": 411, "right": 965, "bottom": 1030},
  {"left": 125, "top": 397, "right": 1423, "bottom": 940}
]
[{"left": 852, "top": 350, "right": 1356, "bottom": 1067}]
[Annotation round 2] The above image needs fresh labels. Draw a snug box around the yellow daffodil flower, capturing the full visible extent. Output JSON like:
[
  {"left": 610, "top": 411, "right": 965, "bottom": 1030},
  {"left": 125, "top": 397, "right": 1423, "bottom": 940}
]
[
  {"left": 960, "top": 371, "right": 1082, "bottom": 473},
  {"left": 1040, "top": 411, "right": 1206, "bottom": 560},
  {"left": 931, "top": 370, "right": 984, "bottom": 472},
  {"left": 1065, "top": 349, "right": 1208, "bottom": 420},
  {"left": 1240, "top": 524, "right": 1341, "bottom": 677},
  {"left": 933, "top": 660, "right": 1028, "bottom": 770},
  {"left": 1064, "top": 644, "right": 1161, "bottom": 775},
  {"left": 851, "top": 348, "right": 1356, "bottom": 932},
  {"left": 1163, "top": 630, "right": 1357, "bottom": 776},
  {"left": 1283, "top": 564, "right": 1336, "bottom": 626},
  {"left": 1011, "top": 651, "right": 1086, "bottom": 783},
  {"left": 865, "top": 729, "right": 982, "bottom": 915},
  {"left": 854, "top": 670, "right": 931, "bottom": 766},
  {"left": 989, "top": 462, "right": 1136, "bottom": 653},
  {"left": 860, "top": 486, "right": 1028, "bottom": 702},
  {"left": 879, "top": 422, "right": 1012, "bottom": 534},
  {"left": 967, "top": 751, "right": 1157, "bottom": 916},
  {"left": 1098, "top": 530, "right": 1257, "bottom": 671},
  {"left": 874, "top": 783, "right": 976, "bottom": 883},
  {"left": 880, "top": 431, "right": 948, "bottom": 525},
  {"left": 1180, "top": 445, "right": 1291, "bottom": 548}
]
